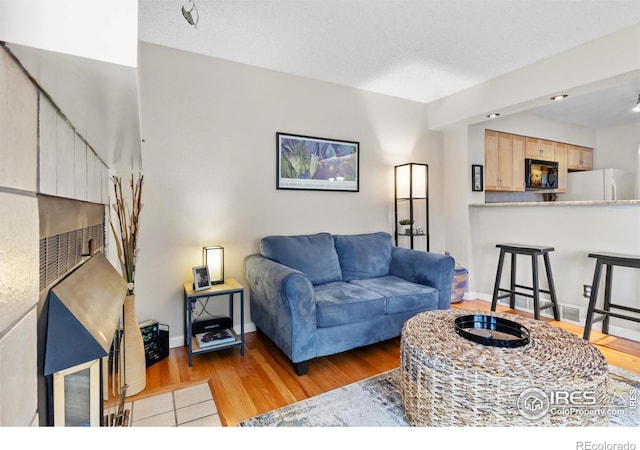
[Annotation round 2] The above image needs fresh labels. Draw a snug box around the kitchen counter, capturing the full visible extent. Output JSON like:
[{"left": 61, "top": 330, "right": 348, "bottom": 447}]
[{"left": 470, "top": 200, "right": 640, "bottom": 207}]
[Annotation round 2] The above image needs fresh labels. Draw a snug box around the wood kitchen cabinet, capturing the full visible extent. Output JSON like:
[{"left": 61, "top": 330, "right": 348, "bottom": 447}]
[
  {"left": 511, "top": 134, "right": 525, "bottom": 191},
  {"left": 526, "top": 137, "right": 555, "bottom": 161},
  {"left": 485, "top": 130, "right": 501, "bottom": 191},
  {"left": 554, "top": 142, "right": 567, "bottom": 192},
  {"left": 567, "top": 144, "right": 593, "bottom": 171},
  {"left": 486, "top": 129, "right": 592, "bottom": 193},
  {"left": 485, "top": 130, "right": 523, "bottom": 191}
]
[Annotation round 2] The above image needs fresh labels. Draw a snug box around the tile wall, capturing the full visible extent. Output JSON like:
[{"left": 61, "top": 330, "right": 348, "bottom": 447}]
[
  {"left": 0, "top": 46, "right": 40, "bottom": 426},
  {"left": 0, "top": 44, "right": 109, "bottom": 426}
]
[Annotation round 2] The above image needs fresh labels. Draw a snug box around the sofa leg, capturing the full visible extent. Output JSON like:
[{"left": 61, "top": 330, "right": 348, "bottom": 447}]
[{"left": 294, "top": 361, "right": 309, "bottom": 376}]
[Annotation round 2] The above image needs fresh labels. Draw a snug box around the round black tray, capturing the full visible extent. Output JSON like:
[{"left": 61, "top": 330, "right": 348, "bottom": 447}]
[{"left": 454, "top": 314, "right": 530, "bottom": 348}]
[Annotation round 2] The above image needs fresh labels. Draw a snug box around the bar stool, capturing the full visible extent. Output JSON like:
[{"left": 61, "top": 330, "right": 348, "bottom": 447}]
[
  {"left": 583, "top": 252, "right": 640, "bottom": 340},
  {"left": 490, "top": 243, "right": 560, "bottom": 320}
]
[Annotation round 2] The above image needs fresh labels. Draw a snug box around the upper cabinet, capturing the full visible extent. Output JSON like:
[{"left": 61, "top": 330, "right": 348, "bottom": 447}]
[
  {"left": 484, "top": 130, "right": 524, "bottom": 192},
  {"left": 511, "top": 134, "right": 525, "bottom": 192},
  {"left": 485, "top": 130, "right": 591, "bottom": 193},
  {"left": 526, "top": 137, "right": 555, "bottom": 161},
  {"left": 484, "top": 130, "right": 501, "bottom": 191},
  {"left": 554, "top": 142, "right": 567, "bottom": 193},
  {"left": 567, "top": 145, "right": 593, "bottom": 171}
]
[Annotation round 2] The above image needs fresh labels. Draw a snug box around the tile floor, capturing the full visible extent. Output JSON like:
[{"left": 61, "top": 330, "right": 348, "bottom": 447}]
[{"left": 108, "top": 382, "right": 222, "bottom": 427}]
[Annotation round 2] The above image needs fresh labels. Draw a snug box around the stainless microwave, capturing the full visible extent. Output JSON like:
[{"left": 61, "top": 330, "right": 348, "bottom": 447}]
[{"left": 525, "top": 158, "right": 558, "bottom": 190}]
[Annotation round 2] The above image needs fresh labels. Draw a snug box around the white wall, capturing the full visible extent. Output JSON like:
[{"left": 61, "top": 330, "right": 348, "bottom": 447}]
[
  {"left": 470, "top": 111, "right": 597, "bottom": 156},
  {"left": 595, "top": 122, "right": 640, "bottom": 170},
  {"left": 135, "top": 42, "right": 446, "bottom": 344},
  {"left": 596, "top": 122, "right": 640, "bottom": 199},
  {"left": 443, "top": 127, "right": 474, "bottom": 268},
  {"left": 0, "top": 0, "right": 138, "bottom": 67}
]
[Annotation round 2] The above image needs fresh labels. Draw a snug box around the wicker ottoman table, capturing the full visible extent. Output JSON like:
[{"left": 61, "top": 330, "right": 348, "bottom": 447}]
[{"left": 400, "top": 309, "right": 609, "bottom": 426}]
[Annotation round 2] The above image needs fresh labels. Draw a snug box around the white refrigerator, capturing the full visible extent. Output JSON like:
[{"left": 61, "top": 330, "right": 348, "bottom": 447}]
[{"left": 561, "top": 168, "right": 636, "bottom": 201}]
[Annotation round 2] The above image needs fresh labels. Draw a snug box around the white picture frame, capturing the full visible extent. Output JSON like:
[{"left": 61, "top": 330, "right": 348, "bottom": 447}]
[{"left": 193, "top": 265, "right": 211, "bottom": 291}]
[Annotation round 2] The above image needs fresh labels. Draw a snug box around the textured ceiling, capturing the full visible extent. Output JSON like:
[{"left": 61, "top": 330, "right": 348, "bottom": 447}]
[{"left": 139, "top": 0, "right": 640, "bottom": 107}]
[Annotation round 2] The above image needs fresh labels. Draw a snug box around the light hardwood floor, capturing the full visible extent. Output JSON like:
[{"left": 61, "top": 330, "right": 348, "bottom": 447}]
[{"left": 110, "top": 299, "right": 640, "bottom": 426}]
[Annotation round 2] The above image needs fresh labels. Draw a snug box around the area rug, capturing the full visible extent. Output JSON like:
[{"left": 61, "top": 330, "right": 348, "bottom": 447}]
[{"left": 239, "top": 365, "right": 639, "bottom": 427}]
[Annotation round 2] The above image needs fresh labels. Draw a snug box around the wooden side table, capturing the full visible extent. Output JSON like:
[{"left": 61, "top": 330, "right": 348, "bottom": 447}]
[{"left": 183, "top": 278, "right": 245, "bottom": 366}]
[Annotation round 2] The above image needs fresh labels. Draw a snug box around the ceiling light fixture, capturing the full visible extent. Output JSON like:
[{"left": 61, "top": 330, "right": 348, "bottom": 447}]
[
  {"left": 632, "top": 93, "right": 640, "bottom": 113},
  {"left": 182, "top": 0, "right": 199, "bottom": 28},
  {"left": 486, "top": 113, "right": 500, "bottom": 119},
  {"left": 550, "top": 94, "right": 568, "bottom": 101}
]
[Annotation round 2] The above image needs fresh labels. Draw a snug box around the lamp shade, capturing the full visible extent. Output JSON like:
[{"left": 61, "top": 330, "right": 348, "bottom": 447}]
[
  {"left": 203, "top": 246, "right": 224, "bottom": 284},
  {"left": 395, "top": 163, "right": 428, "bottom": 198}
]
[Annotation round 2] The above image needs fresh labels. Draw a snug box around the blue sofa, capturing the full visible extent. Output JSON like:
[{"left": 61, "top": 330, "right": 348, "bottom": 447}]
[{"left": 244, "top": 232, "right": 455, "bottom": 375}]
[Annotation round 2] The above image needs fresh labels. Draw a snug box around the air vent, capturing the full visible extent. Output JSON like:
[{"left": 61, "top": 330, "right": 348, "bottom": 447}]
[
  {"left": 39, "top": 224, "right": 104, "bottom": 292},
  {"left": 560, "top": 304, "right": 582, "bottom": 323},
  {"left": 497, "top": 295, "right": 530, "bottom": 310},
  {"left": 45, "top": 235, "right": 59, "bottom": 288},
  {"left": 496, "top": 297, "right": 584, "bottom": 324},
  {"left": 39, "top": 239, "right": 46, "bottom": 291},
  {"left": 58, "top": 233, "right": 70, "bottom": 276}
]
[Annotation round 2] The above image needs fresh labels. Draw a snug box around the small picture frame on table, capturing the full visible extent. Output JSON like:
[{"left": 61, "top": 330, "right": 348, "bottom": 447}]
[
  {"left": 472, "top": 164, "right": 484, "bottom": 192},
  {"left": 193, "top": 265, "right": 211, "bottom": 291}
]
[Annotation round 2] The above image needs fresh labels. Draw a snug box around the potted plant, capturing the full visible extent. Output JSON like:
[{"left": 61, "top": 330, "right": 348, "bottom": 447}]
[{"left": 399, "top": 219, "right": 414, "bottom": 235}]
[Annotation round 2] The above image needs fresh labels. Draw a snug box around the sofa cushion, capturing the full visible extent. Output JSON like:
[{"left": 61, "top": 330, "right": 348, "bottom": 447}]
[
  {"left": 333, "top": 232, "right": 392, "bottom": 281},
  {"left": 259, "top": 232, "right": 342, "bottom": 285},
  {"left": 314, "top": 281, "right": 386, "bottom": 327},
  {"left": 349, "top": 275, "right": 438, "bottom": 314}
]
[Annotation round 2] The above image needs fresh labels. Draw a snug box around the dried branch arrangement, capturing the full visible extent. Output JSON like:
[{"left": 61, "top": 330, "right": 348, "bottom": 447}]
[{"left": 109, "top": 173, "right": 144, "bottom": 295}]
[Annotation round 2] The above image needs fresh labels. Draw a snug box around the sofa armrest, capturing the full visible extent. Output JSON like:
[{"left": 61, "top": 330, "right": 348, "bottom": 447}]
[
  {"left": 244, "top": 254, "right": 317, "bottom": 363},
  {"left": 389, "top": 247, "right": 455, "bottom": 310}
]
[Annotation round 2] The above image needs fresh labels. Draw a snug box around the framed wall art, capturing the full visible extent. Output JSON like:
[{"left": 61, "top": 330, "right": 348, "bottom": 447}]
[
  {"left": 276, "top": 132, "right": 359, "bottom": 192},
  {"left": 472, "top": 164, "right": 484, "bottom": 192}
]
